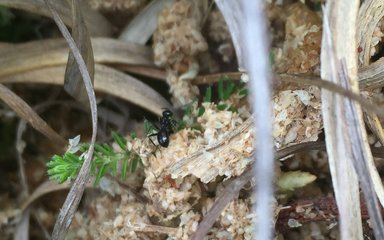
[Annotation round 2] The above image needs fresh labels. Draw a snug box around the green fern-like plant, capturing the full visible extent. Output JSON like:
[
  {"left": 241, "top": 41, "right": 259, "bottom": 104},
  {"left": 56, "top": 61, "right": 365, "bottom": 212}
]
[{"left": 46, "top": 132, "right": 142, "bottom": 186}]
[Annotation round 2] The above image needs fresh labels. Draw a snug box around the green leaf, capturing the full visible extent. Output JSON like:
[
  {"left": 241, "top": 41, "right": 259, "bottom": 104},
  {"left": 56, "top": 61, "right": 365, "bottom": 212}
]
[
  {"left": 130, "top": 132, "right": 137, "bottom": 139},
  {"left": 277, "top": 171, "right": 317, "bottom": 192},
  {"left": 131, "top": 155, "right": 140, "bottom": 173},
  {"left": 184, "top": 102, "right": 194, "bottom": 116},
  {"left": 218, "top": 79, "right": 224, "bottom": 100},
  {"left": 238, "top": 87, "right": 248, "bottom": 97},
  {"left": 203, "top": 86, "right": 212, "bottom": 103},
  {"left": 0, "top": 6, "right": 14, "bottom": 27},
  {"left": 122, "top": 157, "right": 128, "bottom": 180},
  {"left": 197, "top": 106, "right": 205, "bottom": 117},
  {"left": 112, "top": 131, "right": 127, "bottom": 151},
  {"left": 217, "top": 103, "right": 228, "bottom": 111},
  {"left": 228, "top": 106, "right": 238, "bottom": 113},
  {"left": 177, "top": 120, "right": 187, "bottom": 130},
  {"left": 94, "top": 164, "right": 108, "bottom": 186},
  {"left": 46, "top": 152, "right": 83, "bottom": 184},
  {"left": 223, "top": 80, "right": 235, "bottom": 100},
  {"left": 94, "top": 143, "right": 110, "bottom": 155},
  {"left": 144, "top": 119, "right": 156, "bottom": 135},
  {"left": 102, "top": 143, "right": 113, "bottom": 152},
  {"left": 111, "top": 157, "right": 117, "bottom": 176}
]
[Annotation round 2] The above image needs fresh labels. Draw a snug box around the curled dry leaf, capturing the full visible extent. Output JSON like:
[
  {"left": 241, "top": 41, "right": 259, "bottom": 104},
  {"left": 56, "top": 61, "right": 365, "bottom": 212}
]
[
  {"left": 0, "top": 0, "right": 113, "bottom": 36},
  {"left": 0, "top": 84, "right": 67, "bottom": 148},
  {"left": 0, "top": 64, "right": 171, "bottom": 116},
  {"left": 119, "top": 0, "right": 174, "bottom": 44},
  {"left": 63, "top": 0, "right": 95, "bottom": 105},
  {"left": 357, "top": 0, "right": 384, "bottom": 66},
  {"left": 0, "top": 38, "right": 153, "bottom": 78}
]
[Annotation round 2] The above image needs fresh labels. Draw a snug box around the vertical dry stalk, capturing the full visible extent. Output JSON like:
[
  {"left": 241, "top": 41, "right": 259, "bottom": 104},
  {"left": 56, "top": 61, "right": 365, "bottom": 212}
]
[{"left": 321, "top": 1, "right": 384, "bottom": 239}]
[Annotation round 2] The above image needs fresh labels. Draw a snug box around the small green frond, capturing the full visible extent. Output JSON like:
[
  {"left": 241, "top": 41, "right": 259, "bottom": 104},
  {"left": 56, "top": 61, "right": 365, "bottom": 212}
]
[
  {"left": 122, "top": 157, "right": 128, "bottom": 180},
  {"left": 197, "top": 106, "right": 205, "bottom": 117},
  {"left": 131, "top": 155, "right": 140, "bottom": 173},
  {"left": 217, "top": 103, "right": 228, "bottom": 111},
  {"left": 203, "top": 86, "right": 212, "bottom": 103},
  {"left": 112, "top": 131, "right": 127, "bottom": 151},
  {"left": 144, "top": 119, "right": 156, "bottom": 135},
  {"left": 238, "top": 87, "right": 248, "bottom": 97},
  {"left": 223, "top": 80, "right": 235, "bottom": 100},
  {"left": 130, "top": 132, "right": 137, "bottom": 139}
]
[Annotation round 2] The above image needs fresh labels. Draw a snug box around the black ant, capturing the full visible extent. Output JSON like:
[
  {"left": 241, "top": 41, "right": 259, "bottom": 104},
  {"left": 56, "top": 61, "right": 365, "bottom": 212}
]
[{"left": 148, "top": 109, "right": 177, "bottom": 148}]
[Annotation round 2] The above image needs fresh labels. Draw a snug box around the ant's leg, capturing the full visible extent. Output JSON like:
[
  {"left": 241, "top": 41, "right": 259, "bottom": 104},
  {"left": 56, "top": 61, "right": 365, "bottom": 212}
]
[{"left": 148, "top": 133, "right": 160, "bottom": 154}]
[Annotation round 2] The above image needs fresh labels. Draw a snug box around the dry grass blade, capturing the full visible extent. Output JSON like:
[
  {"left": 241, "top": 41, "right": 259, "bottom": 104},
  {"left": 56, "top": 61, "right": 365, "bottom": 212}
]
[
  {"left": 20, "top": 181, "right": 81, "bottom": 213},
  {"left": 113, "top": 64, "right": 166, "bottom": 81},
  {"left": 320, "top": 2, "right": 383, "bottom": 239},
  {"left": 0, "top": 0, "right": 113, "bottom": 36},
  {"left": 357, "top": 0, "right": 384, "bottom": 66},
  {"left": 340, "top": 60, "right": 384, "bottom": 238},
  {"left": 214, "top": 0, "right": 245, "bottom": 68},
  {"left": 0, "top": 38, "right": 153, "bottom": 78},
  {"left": 0, "top": 83, "right": 67, "bottom": 148},
  {"left": 119, "top": 0, "right": 174, "bottom": 44},
  {"left": 0, "top": 64, "right": 172, "bottom": 116},
  {"left": 365, "top": 112, "right": 384, "bottom": 145},
  {"left": 43, "top": 0, "right": 98, "bottom": 239},
  {"left": 359, "top": 58, "right": 384, "bottom": 89},
  {"left": 64, "top": 0, "right": 94, "bottom": 105}
]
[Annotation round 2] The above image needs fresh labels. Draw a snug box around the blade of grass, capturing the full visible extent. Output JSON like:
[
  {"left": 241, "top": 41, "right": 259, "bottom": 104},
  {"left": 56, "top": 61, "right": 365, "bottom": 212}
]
[
  {"left": 0, "top": 64, "right": 172, "bottom": 116},
  {"left": 63, "top": 0, "right": 94, "bottom": 105},
  {"left": 0, "top": 84, "right": 67, "bottom": 148},
  {"left": 320, "top": 2, "right": 384, "bottom": 239},
  {"left": 43, "top": 0, "right": 98, "bottom": 239},
  {"left": 0, "top": 0, "right": 113, "bottom": 36},
  {"left": 119, "top": 0, "right": 173, "bottom": 44},
  {"left": 0, "top": 38, "right": 154, "bottom": 78}
]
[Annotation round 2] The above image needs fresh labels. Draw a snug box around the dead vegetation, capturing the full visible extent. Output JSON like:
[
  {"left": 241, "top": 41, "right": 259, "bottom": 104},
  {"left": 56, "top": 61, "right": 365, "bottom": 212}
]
[{"left": 1, "top": 0, "right": 384, "bottom": 239}]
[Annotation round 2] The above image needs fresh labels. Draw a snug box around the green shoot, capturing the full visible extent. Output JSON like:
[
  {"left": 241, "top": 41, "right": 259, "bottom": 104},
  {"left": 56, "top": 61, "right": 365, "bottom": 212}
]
[
  {"left": 46, "top": 152, "right": 83, "bottom": 184},
  {"left": 197, "top": 106, "right": 205, "bottom": 117},
  {"left": 47, "top": 133, "right": 142, "bottom": 186},
  {"left": 144, "top": 119, "right": 157, "bottom": 135},
  {"left": 203, "top": 86, "right": 212, "bottom": 103}
]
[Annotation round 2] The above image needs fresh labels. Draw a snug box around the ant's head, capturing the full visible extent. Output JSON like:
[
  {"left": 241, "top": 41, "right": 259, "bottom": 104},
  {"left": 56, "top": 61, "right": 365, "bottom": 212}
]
[{"left": 162, "top": 109, "right": 173, "bottom": 117}]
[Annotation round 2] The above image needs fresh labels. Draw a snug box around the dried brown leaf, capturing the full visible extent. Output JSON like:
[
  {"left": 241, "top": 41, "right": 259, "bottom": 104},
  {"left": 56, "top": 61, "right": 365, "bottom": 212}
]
[
  {"left": 0, "top": 64, "right": 172, "bottom": 116},
  {"left": 0, "top": 0, "right": 113, "bottom": 36},
  {"left": 64, "top": 0, "right": 94, "bottom": 105},
  {"left": 43, "top": 0, "right": 98, "bottom": 238},
  {"left": 321, "top": 2, "right": 384, "bottom": 239},
  {"left": 0, "top": 83, "right": 67, "bottom": 147},
  {"left": 119, "top": 0, "right": 174, "bottom": 44},
  {"left": 0, "top": 38, "right": 153, "bottom": 78}
]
